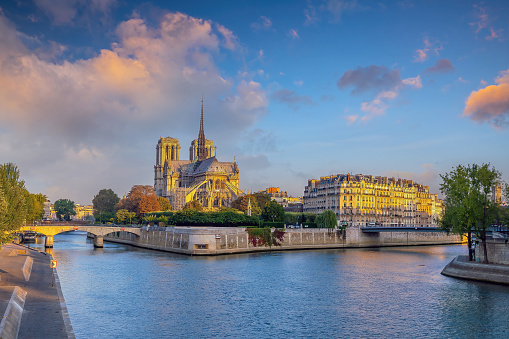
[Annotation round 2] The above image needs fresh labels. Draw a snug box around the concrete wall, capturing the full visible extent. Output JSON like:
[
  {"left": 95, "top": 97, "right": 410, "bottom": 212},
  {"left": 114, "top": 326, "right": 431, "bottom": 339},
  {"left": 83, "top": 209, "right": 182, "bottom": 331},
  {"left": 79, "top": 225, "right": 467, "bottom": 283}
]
[
  {"left": 475, "top": 239, "right": 509, "bottom": 264},
  {"left": 104, "top": 225, "right": 462, "bottom": 256}
]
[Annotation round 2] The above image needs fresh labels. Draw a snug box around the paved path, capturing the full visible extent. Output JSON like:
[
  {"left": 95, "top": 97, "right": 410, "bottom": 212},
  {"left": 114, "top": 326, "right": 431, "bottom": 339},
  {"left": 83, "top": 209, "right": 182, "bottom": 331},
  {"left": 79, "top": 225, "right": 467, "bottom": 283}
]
[{"left": 0, "top": 243, "right": 74, "bottom": 338}]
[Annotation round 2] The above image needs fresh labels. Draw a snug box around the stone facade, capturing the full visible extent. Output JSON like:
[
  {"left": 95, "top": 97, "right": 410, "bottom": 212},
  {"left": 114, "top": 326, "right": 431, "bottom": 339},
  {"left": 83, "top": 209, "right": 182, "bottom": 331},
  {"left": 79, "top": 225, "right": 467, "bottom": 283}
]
[
  {"left": 303, "top": 173, "right": 443, "bottom": 228},
  {"left": 154, "top": 101, "right": 242, "bottom": 210}
]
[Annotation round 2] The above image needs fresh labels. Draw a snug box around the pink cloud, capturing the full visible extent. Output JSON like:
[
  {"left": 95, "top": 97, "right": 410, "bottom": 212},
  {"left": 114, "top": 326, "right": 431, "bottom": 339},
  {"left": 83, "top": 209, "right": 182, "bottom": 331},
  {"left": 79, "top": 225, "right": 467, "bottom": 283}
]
[
  {"left": 216, "top": 24, "right": 238, "bottom": 50},
  {"left": 485, "top": 27, "right": 502, "bottom": 41},
  {"left": 470, "top": 4, "right": 488, "bottom": 34},
  {"left": 289, "top": 29, "right": 299, "bottom": 39},
  {"left": 462, "top": 70, "right": 509, "bottom": 129}
]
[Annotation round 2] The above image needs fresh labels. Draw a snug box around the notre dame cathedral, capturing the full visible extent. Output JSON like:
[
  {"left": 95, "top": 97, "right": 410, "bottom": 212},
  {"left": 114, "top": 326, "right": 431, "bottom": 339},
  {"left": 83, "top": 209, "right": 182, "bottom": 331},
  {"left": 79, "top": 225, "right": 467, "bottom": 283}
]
[{"left": 154, "top": 101, "right": 243, "bottom": 210}]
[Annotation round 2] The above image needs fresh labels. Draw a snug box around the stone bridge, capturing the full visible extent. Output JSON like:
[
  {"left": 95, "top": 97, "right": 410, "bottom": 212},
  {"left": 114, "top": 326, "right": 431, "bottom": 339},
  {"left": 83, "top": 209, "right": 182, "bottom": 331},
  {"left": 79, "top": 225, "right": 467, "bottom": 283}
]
[{"left": 19, "top": 225, "right": 141, "bottom": 248}]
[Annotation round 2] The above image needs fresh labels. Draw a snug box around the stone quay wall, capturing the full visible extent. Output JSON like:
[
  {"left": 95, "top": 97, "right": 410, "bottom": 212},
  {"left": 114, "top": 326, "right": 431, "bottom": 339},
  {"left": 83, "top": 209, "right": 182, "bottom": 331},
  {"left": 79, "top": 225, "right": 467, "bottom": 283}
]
[
  {"left": 475, "top": 239, "right": 509, "bottom": 264},
  {"left": 103, "top": 225, "right": 462, "bottom": 255}
]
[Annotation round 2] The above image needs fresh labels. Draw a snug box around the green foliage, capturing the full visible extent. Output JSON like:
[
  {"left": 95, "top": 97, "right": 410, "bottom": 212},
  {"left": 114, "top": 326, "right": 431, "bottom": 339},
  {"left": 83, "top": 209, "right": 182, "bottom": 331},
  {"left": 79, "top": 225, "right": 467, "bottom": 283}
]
[
  {"left": 54, "top": 199, "right": 76, "bottom": 221},
  {"left": 157, "top": 196, "right": 172, "bottom": 211},
  {"left": 317, "top": 210, "right": 337, "bottom": 229},
  {"left": 261, "top": 222, "right": 285, "bottom": 228},
  {"left": 0, "top": 163, "right": 27, "bottom": 243},
  {"left": 93, "top": 189, "right": 120, "bottom": 221},
  {"left": 183, "top": 200, "right": 203, "bottom": 211},
  {"left": 261, "top": 200, "right": 285, "bottom": 222},
  {"left": 247, "top": 228, "right": 285, "bottom": 248},
  {"left": 116, "top": 209, "right": 137, "bottom": 224},
  {"left": 285, "top": 212, "right": 299, "bottom": 225},
  {"left": 144, "top": 210, "right": 259, "bottom": 227},
  {"left": 231, "top": 194, "right": 262, "bottom": 215},
  {"left": 440, "top": 163, "right": 502, "bottom": 263}
]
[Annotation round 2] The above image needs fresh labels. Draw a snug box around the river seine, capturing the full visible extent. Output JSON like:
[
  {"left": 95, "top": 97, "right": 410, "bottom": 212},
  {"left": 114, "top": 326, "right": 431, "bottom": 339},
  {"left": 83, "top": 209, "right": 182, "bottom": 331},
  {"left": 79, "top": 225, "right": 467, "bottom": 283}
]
[{"left": 34, "top": 232, "right": 509, "bottom": 338}]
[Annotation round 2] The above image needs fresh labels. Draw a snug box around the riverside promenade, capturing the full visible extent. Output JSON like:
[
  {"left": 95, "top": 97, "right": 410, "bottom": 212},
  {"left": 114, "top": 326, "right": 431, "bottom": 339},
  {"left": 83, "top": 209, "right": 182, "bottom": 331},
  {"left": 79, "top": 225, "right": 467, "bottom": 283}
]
[
  {"left": 441, "top": 255, "right": 509, "bottom": 285},
  {"left": 0, "top": 243, "right": 74, "bottom": 339}
]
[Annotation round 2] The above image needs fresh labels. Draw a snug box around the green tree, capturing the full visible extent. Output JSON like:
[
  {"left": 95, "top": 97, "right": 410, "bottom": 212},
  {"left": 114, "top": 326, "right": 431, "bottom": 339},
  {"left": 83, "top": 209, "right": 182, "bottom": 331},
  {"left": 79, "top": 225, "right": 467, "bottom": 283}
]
[
  {"left": 93, "top": 189, "right": 120, "bottom": 223},
  {"left": 317, "top": 210, "right": 337, "bottom": 229},
  {"left": 440, "top": 163, "right": 502, "bottom": 263},
  {"left": 157, "top": 196, "right": 172, "bottom": 211},
  {"left": 261, "top": 200, "right": 285, "bottom": 222},
  {"left": 183, "top": 200, "right": 203, "bottom": 211},
  {"left": 54, "top": 199, "right": 76, "bottom": 221},
  {"left": 116, "top": 209, "right": 136, "bottom": 225},
  {"left": 231, "top": 194, "right": 261, "bottom": 215},
  {"left": 0, "top": 163, "right": 27, "bottom": 243}
]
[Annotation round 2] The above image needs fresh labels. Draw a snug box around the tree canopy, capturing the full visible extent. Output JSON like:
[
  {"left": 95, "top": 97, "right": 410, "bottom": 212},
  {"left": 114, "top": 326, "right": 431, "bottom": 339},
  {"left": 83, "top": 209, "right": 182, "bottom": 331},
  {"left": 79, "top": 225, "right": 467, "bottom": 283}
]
[
  {"left": 261, "top": 200, "right": 285, "bottom": 222},
  {"left": 93, "top": 189, "right": 120, "bottom": 222},
  {"left": 157, "top": 196, "right": 172, "bottom": 211},
  {"left": 116, "top": 209, "right": 136, "bottom": 224},
  {"left": 183, "top": 199, "right": 203, "bottom": 211},
  {"left": 54, "top": 199, "right": 76, "bottom": 221},
  {"left": 439, "top": 163, "right": 502, "bottom": 263},
  {"left": 317, "top": 210, "right": 337, "bottom": 229},
  {"left": 0, "top": 163, "right": 47, "bottom": 243},
  {"left": 117, "top": 185, "right": 160, "bottom": 219}
]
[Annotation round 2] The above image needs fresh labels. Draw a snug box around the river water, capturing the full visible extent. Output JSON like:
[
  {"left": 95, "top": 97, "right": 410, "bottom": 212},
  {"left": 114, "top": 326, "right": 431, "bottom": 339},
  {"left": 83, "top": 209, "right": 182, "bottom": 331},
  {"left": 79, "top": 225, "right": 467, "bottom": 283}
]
[{"left": 34, "top": 232, "right": 509, "bottom": 338}]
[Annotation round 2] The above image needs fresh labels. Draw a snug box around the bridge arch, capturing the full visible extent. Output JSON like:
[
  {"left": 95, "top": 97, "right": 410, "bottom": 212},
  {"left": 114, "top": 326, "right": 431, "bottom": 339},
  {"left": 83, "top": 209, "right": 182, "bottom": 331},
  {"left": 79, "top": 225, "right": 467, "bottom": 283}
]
[{"left": 19, "top": 225, "right": 141, "bottom": 248}]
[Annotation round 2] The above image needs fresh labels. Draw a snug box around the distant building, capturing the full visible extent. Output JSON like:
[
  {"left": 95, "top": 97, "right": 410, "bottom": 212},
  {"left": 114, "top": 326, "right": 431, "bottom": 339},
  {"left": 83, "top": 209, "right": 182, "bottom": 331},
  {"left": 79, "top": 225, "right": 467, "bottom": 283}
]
[
  {"left": 73, "top": 204, "right": 94, "bottom": 220},
  {"left": 303, "top": 173, "right": 443, "bottom": 227},
  {"left": 154, "top": 100, "right": 243, "bottom": 210},
  {"left": 43, "top": 199, "right": 51, "bottom": 220},
  {"left": 492, "top": 184, "right": 503, "bottom": 205},
  {"left": 259, "top": 187, "right": 303, "bottom": 212}
]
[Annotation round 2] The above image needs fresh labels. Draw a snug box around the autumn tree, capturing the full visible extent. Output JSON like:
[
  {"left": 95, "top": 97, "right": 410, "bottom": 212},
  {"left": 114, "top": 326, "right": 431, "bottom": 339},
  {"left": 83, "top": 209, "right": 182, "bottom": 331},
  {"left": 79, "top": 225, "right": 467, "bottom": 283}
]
[
  {"left": 157, "top": 196, "right": 171, "bottom": 211},
  {"left": 440, "top": 163, "right": 502, "bottom": 263},
  {"left": 93, "top": 189, "right": 120, "bottom": 223},
  {"left": 54, "top": 199, "right": 76, "bottom": 221},
  {"left": 118, "top": 185, "right": 160, "bottom": 219}
]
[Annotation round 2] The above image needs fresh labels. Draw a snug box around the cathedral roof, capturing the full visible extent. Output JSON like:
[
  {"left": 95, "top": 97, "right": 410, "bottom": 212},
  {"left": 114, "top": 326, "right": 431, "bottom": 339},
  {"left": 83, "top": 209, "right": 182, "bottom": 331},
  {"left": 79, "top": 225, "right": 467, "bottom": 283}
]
[{"left": 183, "top": 156, "right": 236, "bottom": 176}]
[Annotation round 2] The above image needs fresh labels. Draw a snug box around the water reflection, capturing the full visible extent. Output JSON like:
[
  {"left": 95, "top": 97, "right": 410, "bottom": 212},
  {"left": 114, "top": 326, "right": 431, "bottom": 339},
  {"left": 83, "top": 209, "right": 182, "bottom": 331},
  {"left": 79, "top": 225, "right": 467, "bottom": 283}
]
[{"left": 30, "top": 232, "right": 509, "bottom": 338}]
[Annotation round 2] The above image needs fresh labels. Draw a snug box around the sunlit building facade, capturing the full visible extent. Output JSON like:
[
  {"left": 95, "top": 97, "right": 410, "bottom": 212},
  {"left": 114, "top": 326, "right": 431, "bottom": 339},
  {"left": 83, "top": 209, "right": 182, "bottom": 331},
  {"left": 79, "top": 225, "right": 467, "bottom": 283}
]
[{"left": 303, "top": 173, "right": 443, "bottom": 227}]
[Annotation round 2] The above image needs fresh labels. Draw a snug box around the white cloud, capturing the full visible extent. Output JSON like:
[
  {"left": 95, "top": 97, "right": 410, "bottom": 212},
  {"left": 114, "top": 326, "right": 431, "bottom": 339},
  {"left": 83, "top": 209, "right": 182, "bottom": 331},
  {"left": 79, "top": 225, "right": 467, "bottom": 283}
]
[
  {"left": 216, "top": 23, "right": 238, "bottom": 50},
  {"left": 402, "top": 75, "right": 422, "bottom": 88},
  {"left": 414, "top": 37, "right": 442, "bottom": 62},
  {"left": 0, "top": 12, "right": 267, "bottom": 203}
]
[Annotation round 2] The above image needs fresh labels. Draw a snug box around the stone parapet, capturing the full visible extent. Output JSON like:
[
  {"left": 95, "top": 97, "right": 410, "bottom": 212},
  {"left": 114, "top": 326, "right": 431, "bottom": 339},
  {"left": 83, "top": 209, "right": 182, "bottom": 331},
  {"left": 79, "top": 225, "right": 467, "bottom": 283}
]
[
  {"left": 441, "top": 255, "right": 509, "bottom": 285},
  {"left": 104, "top": 226, "right": 462, "bottom": 256}
]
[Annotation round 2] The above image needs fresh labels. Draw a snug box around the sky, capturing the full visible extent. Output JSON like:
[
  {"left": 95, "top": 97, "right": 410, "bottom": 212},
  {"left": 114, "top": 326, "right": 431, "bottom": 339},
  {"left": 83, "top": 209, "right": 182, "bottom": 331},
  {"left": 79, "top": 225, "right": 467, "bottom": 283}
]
[{"left": 0, "top": 0, "right": 508, "bottom": 205}]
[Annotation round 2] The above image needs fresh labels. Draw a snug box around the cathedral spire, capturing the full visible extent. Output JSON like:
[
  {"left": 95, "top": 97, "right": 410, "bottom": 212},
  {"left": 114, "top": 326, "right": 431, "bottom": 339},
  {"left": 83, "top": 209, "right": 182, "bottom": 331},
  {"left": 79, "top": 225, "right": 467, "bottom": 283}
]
[{"left": 197, "top": 97, "right": 207, "bottom": 161}]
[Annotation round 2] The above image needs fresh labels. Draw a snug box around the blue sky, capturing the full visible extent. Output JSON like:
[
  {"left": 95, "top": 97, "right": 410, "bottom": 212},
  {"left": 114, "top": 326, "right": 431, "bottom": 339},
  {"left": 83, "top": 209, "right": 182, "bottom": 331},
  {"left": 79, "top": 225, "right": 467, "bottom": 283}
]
[{"left": 0, "top": 0, "right": 508, "bottom": 204}]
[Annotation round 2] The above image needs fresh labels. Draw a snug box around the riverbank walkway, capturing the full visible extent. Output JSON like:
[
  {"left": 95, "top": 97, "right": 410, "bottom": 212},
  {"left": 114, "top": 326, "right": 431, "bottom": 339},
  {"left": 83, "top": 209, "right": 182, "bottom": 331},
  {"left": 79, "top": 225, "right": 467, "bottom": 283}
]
[
  {"left": 442, "top": 255, "right": 509, "bottom": 285},
  {"left": 0, "top": 243, "right": 74, "bottom": 338}
]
